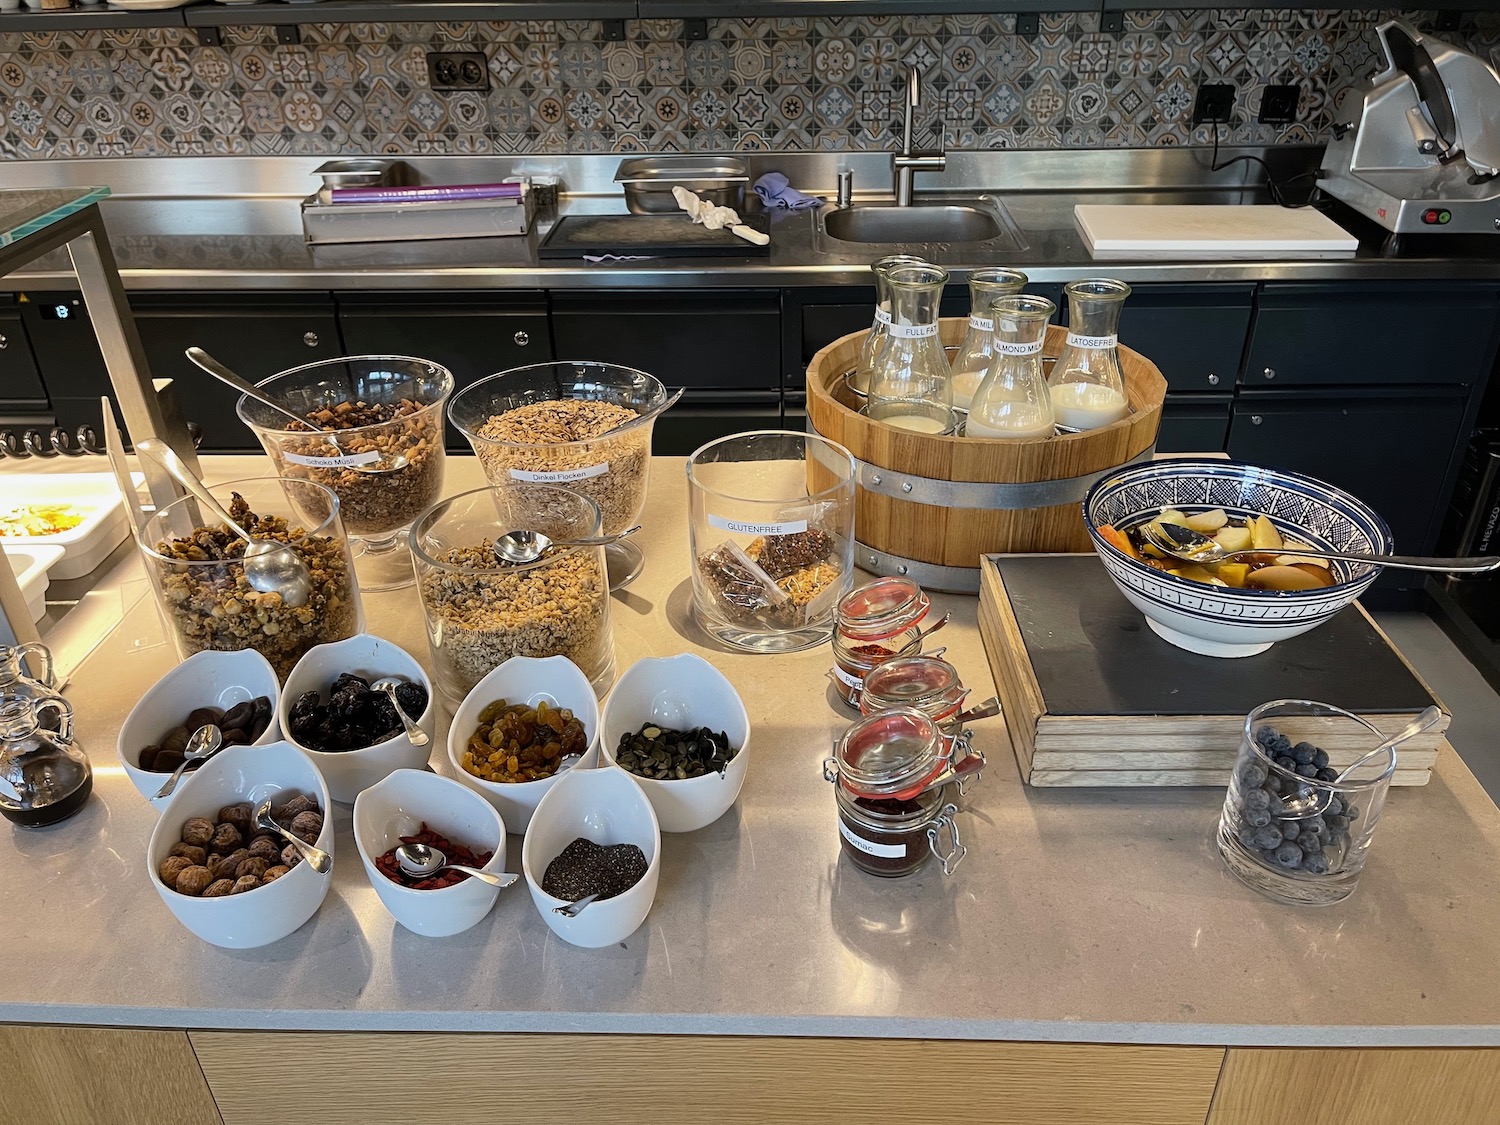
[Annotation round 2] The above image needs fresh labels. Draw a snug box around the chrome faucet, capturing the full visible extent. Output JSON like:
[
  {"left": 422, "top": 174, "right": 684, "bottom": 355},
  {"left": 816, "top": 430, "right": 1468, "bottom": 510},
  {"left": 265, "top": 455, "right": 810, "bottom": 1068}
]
[{"left": 892, "top": 65, "right": 947, "bottom": 206}]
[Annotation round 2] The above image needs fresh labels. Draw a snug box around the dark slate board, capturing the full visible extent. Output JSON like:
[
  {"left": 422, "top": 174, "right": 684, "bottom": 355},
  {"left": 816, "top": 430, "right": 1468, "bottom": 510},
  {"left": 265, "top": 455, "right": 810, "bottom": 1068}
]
[
  {"left": 994, "top": 555, "right": 1435, "bottom": 717},
  {"left": 537, "top": 213, "right": 771, "bottom": 258}
]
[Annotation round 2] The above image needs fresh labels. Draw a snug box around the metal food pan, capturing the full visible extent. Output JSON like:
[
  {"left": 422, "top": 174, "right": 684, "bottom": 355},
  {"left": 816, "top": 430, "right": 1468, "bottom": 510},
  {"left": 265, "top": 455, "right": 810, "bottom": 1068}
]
[{"left": 615, "top": 156, "right": 748, "bottom": 214}]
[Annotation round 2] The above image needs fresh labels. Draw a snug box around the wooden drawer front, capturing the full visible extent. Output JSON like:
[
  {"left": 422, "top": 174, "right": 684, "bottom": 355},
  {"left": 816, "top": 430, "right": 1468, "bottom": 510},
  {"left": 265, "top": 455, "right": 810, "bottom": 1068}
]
[{"left": 191, "top": 1032, "right": 1222, "bottom": 1125}]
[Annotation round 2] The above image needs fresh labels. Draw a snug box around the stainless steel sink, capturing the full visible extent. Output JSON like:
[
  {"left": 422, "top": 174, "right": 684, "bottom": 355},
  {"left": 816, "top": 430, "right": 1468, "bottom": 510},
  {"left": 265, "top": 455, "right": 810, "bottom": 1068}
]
[{"left": 818, "top": 197, "right": 1028, "bottom": 250}]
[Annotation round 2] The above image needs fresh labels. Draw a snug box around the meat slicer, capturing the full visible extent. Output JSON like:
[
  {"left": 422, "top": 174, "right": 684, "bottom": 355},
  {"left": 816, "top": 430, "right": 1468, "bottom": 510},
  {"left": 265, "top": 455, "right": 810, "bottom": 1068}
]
[{"left": 1320, "top": 20, "right": 1500, "bottom": 238}]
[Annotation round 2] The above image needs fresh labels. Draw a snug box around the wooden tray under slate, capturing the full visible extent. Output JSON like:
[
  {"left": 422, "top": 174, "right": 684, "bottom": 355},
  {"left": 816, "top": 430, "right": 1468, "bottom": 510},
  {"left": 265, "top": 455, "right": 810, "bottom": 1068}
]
[
  {"left": 537, "top": 213, "right": 771, "bottom": 258},
  {"left": 977, "top": 554, "right": 1450, "bottom": 788}
]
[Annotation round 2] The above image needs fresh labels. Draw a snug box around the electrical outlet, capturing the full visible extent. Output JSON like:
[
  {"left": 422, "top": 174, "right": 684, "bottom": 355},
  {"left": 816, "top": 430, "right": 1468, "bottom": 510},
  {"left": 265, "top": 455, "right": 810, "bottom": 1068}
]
[
  {"left": 1016, "top": 13, "right": 1039, "bottom": 37},
  {"left": 1259, "top": 84, "right": 1299, "bottom": 125},
  {"left": 1192, "top": 83, "right": 1236, "bottom": 125},
  {"left": 426, "top": 51, "right": 489, "bottom": 93}
]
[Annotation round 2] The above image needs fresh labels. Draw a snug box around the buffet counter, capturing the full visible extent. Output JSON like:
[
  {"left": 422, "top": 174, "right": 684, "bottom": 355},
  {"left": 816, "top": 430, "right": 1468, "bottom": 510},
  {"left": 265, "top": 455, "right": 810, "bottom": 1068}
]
[{"left": 5, "top": 456, "right": 1500, "bottom": 1125}]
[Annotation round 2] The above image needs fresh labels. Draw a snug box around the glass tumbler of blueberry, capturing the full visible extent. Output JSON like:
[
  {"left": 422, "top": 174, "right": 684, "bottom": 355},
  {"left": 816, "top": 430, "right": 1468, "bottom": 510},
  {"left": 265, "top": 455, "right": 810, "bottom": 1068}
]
[{"left": 1218, "top": 699, "right": 1397, "bottom": 907}]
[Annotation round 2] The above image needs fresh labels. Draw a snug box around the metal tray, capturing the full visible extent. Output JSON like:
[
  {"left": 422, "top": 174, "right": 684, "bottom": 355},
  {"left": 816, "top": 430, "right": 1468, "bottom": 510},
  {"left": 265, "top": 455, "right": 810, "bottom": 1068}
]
[
  {"left": 301, "top": 187, "right": 533, "bottom": 244},
  {"left": 615, "top": 157, "right": 748, "bottom": 215}
]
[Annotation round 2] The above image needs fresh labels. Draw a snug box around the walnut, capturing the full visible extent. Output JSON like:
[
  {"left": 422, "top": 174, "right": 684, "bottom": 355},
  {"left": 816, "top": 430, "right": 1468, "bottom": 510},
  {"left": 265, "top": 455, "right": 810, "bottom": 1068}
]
[
  {"left": 180, "top": 817, "right": 215, "bottom": 847},
  {"left": 211, "top": 848, "right": 249, "bottom": 881},
  {"left": 218, "top": 803, "right": 253, "bottom": 837},
  {"left": 236, "top": 856, "right": 269, "bottom": 879},
  {"left": 247, "top": 835, "right": 281, "bottom": 862},
  {"left": 275, "top": 794, "right": 316, "bottom": 822},
  {"left": 261, "top": 865, "right": 291, "bottom": 883},
  {"left": 281, "top": 843, "right": 303, "bottom": 869},
  {"left": 230, "top": 875, "right": 261, "bottom": 894},
  {"left": 201, "top": 879, "right": 236, "bottom": 898},
  {"left": 209, "top": 822, "right": 243, "bottom": 852},
  {"left": 290, "top": 811, "right": 323, "bottom": 843},
  {"left": 174, "top": 865, "right": 214, "bottom": 896},
  {"left": 159, "top": 855, "right": 194, "bottom": 886},
  {"left": 169, "top": 842, "right": 207, "bottom": 866}
]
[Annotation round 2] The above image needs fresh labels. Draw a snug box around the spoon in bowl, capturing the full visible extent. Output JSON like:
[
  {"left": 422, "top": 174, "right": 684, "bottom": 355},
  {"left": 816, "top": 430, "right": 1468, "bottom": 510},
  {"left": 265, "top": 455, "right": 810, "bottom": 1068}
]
[
  {"left": 253, "top": 798, "right": 332, "bottom": 874},
  {"left": 1141, "top": 519, "right": 1500, "bottom": 575},
  {"left": 395, "top": 842, "right": 518, "bottom": 888},
  {"left": 153, "top": 725, "right": 223, "bottom": 800},
  {"left": 136, "top": 439, "right": 314, "bottom": 609},
  {"left": 370, "top": 677, "right": 429, "bottom": 748},
  {"left": 185, "top": 348, "right": 408, "bottom": 476},
  {"left": 1277, "top": 706, "right": 1443, "bottom": 819},
  {"left": 895, "top": 611, "right": 952, "bottom": 656},
  {"left": 492, "top": 524, "right": 642, "bottom": 566},
  {"left": 553, "top": 893, "right": 600, "bottom": 917}
]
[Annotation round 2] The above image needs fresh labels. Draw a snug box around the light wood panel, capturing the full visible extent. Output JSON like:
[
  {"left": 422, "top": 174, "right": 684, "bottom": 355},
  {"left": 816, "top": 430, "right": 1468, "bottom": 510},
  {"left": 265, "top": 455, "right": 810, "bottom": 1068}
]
[
  {"left": 1207, "top": 1047, "right": 1500, "bottom": 1125},
  {"left": 0, "top": 1025, "right": 221, "bottom": 1125},
  {"left": 191, "top": 1032, "right": 1223, "bottom": 1125}
]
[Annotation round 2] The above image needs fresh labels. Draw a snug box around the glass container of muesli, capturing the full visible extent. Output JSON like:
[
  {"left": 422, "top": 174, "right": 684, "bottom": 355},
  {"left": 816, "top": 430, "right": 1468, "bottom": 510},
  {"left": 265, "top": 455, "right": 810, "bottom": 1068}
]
[
  {"left": 408, "top": 483, "right": 615, "bottom": 709},
  {"left": 448, "top": 361, "right": 682, "bottom": 591},
  {"left": 238, "top": 355, "right": 454, "bottom": 593},
  {"left": 686, "top": 431, "right": 856, "bottom": 653}
]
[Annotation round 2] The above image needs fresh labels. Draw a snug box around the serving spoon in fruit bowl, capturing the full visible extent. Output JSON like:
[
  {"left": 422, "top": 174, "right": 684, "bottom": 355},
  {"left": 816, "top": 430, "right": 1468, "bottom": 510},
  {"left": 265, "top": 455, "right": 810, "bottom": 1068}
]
[
  {"left": 395, "top": 842, "right": 518, "bottom": 888},
  {"left": 1141, "top": 520, "right": 1500, "bottom": 575}
]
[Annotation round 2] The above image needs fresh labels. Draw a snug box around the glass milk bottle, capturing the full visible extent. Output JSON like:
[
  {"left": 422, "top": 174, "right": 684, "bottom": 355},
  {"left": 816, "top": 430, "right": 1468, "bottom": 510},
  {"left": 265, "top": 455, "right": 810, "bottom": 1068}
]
[
  {"left": 852, "top": 254, "right": 928, "bottom": 396},
  {"left": 964, "top": 294, "right": 1057, "bottom": 440},
  {"left": 950, "top": 268, "right": 1028, "bottom": 412},
  {"left": 1049, "top": 278, "right": 1131, "bottom": 432},
  {"left": 866, "top": 263, "right": 954, "bottom": 434}
]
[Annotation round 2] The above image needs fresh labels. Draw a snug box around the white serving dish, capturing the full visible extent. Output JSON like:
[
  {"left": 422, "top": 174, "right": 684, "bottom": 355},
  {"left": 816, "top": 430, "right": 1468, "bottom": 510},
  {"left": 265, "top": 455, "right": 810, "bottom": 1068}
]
[
  {"left": 117, "top": 648, "right": 282, "bottom": 810},
  {"left": 147, "top": 741, "right": 333, "bottom": 949},
  {"left": 279, "top": 633, "right": 435, "bottom": 804},
  {"left": 522, "top": 766, "right": 660, "bottom": 948},
  {"left": 599, "top": 653, "right": 750, "bottom": 833},
  {"left": 0, "top": 472, "right": 139, "bottom": 580},
  {"left": 353, "top": 769, "right": 510, "bottom": 937},
  {"left": 2, "top": 544, "right": 63, "bottom": 624},
  {"left": 447, "top": 655, "right": 601, "bottom": 833}
]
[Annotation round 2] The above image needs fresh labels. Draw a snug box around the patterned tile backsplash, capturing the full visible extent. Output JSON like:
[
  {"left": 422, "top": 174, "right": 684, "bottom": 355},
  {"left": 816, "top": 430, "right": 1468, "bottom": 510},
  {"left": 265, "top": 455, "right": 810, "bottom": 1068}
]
[{"left": 0, "top": 9, "right": 1495, "bottom": 160}]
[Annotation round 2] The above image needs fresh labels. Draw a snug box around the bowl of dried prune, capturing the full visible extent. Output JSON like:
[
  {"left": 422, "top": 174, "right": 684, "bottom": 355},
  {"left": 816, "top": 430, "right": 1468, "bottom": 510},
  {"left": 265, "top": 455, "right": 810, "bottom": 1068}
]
[
  {"left": 278, "top": 632, "right": 434, "bottom": 803},
  {"left": 446, "top": 654, "right": 600, "bottom": 833},
  {"left": 117, "top": 649, "right": 281, "bottom": 810}
]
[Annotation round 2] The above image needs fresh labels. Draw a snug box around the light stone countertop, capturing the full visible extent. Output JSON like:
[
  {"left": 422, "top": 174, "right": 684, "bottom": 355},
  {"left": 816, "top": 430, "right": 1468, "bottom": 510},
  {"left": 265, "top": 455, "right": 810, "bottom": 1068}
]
[{"left": 4, "top": 455, "right": 1500, "bottom": 1046}]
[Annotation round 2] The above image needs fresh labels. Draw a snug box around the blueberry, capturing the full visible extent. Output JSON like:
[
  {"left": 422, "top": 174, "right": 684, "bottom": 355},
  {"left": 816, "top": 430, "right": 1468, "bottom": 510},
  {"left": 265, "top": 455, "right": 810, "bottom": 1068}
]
[
  {"left": 1238, "top": 762, "right": 1269, "bottom": 789},
  {"left": 1317, "top": 768, "right": 1338, "bottom": 782},
  {"left": 1269, "top": 734, "right": 1292, "bottom": 755},
  {"left": 1301, "top": 852, "right": 1331, "bottom": 875},
  {"left": 1244, "top": 788, "right": 1271, "bottom": 811},
  {"left": 1247, "top": 808, "right": 1272, "bottom": 828},
  {"left": 1253, "top": 826, "right": 1284, "bottom": 850},
  {"left": 1237, "top": 825, "right": 1261, "bottom": 848},
  {"left": 1345, "top": 804, "right": 1360, "bottom": 820},
  {"left": 1292, "top": 741, "right": 1317, "bottom": 765},
  {"left": 1324, "top": 797, "right": 1344, "bottom": 817},
  {"left": 1326, "top": 814, "right": 1350, "bottom": 832},
  {"left": 1313, "top": 748, "right": 1330, "bottom": 769},
  {"left": 1254, "top": 725, "right": 1281, "bottom": 750},
  {"left": 1281, "top": 819, "right": 1302, "bottom": 840},
  {"left": 1264, "top": 774, "right": 1285, "bottom": 795},
  {"left": 1275, "top": 841, "right": 1304, "bottom": 868},
  {"left": 1304, "top": 815, "right": 1328, "bottom": 838},
  {"left": 1295, "top": 763, "right": 1318, "bottom": 778},
  {"left": 1276, "top": 756, "right": 1297, "bottom": 771},
  {"left": 1297, "top": 831, "right": 1324, "bottom": 853}
]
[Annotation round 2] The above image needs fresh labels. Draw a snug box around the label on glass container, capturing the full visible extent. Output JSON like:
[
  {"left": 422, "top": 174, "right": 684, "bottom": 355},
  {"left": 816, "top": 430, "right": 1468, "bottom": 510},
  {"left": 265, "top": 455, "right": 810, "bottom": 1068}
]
[
  {"left": 509, "top": 463, "right": 609, "bottom": 483},
  {"left": 874, "top": 308, "right": 893, "bottom": 326},
  {"left": 284, "top": 449, "right": 382, "bottom": 469},
  {"left": 708, "top": 514, "right": 808, "bottom": 536},
  {"left": 1065, "top": 332, "right": 1118, "bottom": 350},
  {"left": 968, "top": 316, "right": 994, "bottom": 333},
  {"left": 832, "top": 664, "right": 863, "bottom": 689},
  {"left": 994, "top": 340, "right": 1044, "bottom": 356},
  {"left": 839, "top": 818, "right": 907, "bottom": 858},
  {"left": 887, "top": 322, "right": 939, "bottom": 339}
]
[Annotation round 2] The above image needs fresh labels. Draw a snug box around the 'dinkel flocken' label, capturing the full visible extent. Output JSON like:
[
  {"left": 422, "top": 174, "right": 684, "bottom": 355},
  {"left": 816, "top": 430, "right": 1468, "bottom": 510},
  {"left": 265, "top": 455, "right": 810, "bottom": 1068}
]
[
  {"left": 995, "top": 339, "right": 1044, "bottom": 356},
  {"left": 1066, "top": 332, "right": 1118, "bottom": 350},
  {"left": 838, "top": 818, "right": 907, "bottom": 858},
  {"left": 887, "top": 321, "right": 939, "bottom": 339},
  {"left": 707, "top": 514, "right": 808, "bottom": 536},
  {"left": 284, "top": 449, "right": 383, "bottom": 469},
  {"left": 509, "top": 463, "right": 609, "bottom": 483}
]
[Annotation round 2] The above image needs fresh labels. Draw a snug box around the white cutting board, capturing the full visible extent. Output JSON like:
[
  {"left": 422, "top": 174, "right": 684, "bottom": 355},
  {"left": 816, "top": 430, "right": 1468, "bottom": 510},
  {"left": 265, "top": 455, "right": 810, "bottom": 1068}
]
[{"left": 1075, "top": 204, "right": 1359, "bottom": 259}]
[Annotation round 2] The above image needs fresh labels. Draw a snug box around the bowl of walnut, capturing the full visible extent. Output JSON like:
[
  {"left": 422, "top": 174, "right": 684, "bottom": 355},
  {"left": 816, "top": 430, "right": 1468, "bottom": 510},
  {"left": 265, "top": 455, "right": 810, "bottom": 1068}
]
[{"left": 147, "top": 740, "right": 333, "bottom": 949}]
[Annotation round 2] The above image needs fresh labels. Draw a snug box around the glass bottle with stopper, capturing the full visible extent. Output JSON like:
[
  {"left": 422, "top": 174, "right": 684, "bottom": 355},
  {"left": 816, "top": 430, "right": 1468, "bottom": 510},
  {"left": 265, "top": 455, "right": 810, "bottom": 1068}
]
[
  {"left": 0, "top": 694, "right": 90, "bottom": 827},
  {"left": 865, "top": 262, "right": 955, "bottom": 435},
  {"left": 1049, "top": 278, "right": 1131, "bottom": 432},
  {"left": 964, "top": 294, "right": 1057, "bottom": 440},
  {"left": 852, "top": 254, "right": 928, "bottom": 396},
  {"left": 950, "top": 268, "right": 1028, "bottom": 413}
]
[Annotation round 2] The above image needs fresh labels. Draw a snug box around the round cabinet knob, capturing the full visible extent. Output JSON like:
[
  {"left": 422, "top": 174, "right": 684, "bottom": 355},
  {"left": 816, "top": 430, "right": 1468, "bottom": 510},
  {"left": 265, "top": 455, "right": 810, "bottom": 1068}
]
[
  {"left": 303, "top": 331, "right": 319, "bottom": 348},
  {"left": 1262, "top": 366, "right": 1276, "bottom": 380},
  {"left": 0, "top": 333, "right": 9, "bottom": 349},
  {"left": 1207, "top": 373, "right": 1220, "bottom": 386},
  {"left": 1250, "top": 415, "right": 1264, "bottom": 426},
  {"left": 513, "top": 330, "right": 530, "bottom": 347}
]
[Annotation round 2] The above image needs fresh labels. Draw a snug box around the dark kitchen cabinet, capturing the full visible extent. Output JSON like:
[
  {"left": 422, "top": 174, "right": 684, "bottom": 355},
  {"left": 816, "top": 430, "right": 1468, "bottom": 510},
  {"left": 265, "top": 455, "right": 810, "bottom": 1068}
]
[
  {"left": 1117, "top": 283, "right": 1252, "bottom": 394},
  {"left": 0, "top": 301, "right": 47, "bottom": 411},
  {"left": 1157, "top": 394, "right": 1231, "bottom": 454},
  {"left": 654, "top": 394, "right": 782, "bottom": 455}
]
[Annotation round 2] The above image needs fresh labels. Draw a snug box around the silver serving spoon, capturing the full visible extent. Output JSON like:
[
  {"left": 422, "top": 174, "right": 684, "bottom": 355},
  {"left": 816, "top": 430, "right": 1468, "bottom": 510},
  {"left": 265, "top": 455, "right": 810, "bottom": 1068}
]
[
  {"left": 253, "top": 797, "right": 332, "bottom": 874},
  {"left": 185, "top": 347, "right": 407, "bottom": 476},
  {"left": 1278, "top": 706, "right": 1442, "bottom": 818},
  {"left": 895, "top": 610, "right": 952, "bottom": 656},
  {"left": 370, "top": 677, "right": 429, "bottom": 748},
  {"left": 553, "top": 892, "right": 600, "bottom": 917},
  {"left": 153, "top": 725, "right": 222, "bottom": 800},
  {"left": 395, "top": 842, "right": 518, "bottom": 888},
  {"left": 1141, "top": 518, "right": 1500, "bottom": 575},
  {"left": 136, "top": 439, "right": 314, "bottom": 609},
  {"left": 492, "top": 524, "right": 642, "bottom": 566}
]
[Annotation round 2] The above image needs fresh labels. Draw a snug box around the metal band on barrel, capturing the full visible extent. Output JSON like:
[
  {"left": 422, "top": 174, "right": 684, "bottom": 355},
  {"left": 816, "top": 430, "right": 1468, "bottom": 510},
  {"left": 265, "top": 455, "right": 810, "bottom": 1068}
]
[
  {"left": 854, "top": 544, "right": 983, "bottom": 594},
  {"left": 851, "top": 445, "right": 1156, "bottom": 509}
]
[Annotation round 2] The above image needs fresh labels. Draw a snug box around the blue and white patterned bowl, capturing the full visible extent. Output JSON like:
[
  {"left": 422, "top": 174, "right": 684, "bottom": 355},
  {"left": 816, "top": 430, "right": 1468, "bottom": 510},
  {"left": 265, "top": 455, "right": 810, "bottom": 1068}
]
[{"left": 1082, "top": 459, "right": 1394, "bottom": 658}]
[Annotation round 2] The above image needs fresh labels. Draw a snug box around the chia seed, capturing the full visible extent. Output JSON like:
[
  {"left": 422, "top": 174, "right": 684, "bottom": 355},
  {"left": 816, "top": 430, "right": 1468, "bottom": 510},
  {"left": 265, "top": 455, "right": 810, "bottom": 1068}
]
[{"left": 540, "top": 837, "right": 648, "bottom": 902}]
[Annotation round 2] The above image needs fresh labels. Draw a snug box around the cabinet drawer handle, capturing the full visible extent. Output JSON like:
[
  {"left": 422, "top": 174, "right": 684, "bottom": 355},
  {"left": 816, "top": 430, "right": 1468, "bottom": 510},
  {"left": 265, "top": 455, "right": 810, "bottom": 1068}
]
[
  {"left": 514, "top": 330, "right": 530, "bottom": 347},
  {"left": 1250, "top": 415, "right": 1264, "bottom": 426},
  {"left": 1262, "top": 366, "right": 1276, "bottom": 380},
  {"left": 1207, "top": 373, "right": 1219, "bottom": 386},
  {"left": 303, "top": 331, "right": 319, "bottom": 348},
  {"left": 0, "top": 333, "right": 8, "bottom": 349}
]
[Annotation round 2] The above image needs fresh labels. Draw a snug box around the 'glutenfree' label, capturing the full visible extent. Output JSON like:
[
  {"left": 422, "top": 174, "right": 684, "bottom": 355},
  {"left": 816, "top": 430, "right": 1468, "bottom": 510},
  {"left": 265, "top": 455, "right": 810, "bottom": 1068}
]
[{"left": 708, "top": 515, "right": 808, "bottom": 536}]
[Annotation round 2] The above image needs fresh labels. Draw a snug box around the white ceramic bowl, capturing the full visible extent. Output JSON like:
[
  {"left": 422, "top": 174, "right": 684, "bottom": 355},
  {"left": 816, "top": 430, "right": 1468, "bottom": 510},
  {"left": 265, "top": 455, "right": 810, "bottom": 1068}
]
[
  {"left": 118, "top": 649, "right": 282, "bottom": 810},
  {"left": 599, "top": 653, "right": 751, "bottom": 832},
  {"left": 147, "top": 740, "right": 333, "bottom": 949},
  {"left": 447, "top": 655, "right": 601, "bottom": 833},
  {"left": 1083, "top": 459, "right": 1394, "bottom": 658},
  {"left": 278, "top": 633, "right": 435, "bottom": 803},
  {"left": 521, "top": 767, "right": 660, "bottom": 948},
  {"left": 353, "top": 768, "right": 509, "bottom": 937}
]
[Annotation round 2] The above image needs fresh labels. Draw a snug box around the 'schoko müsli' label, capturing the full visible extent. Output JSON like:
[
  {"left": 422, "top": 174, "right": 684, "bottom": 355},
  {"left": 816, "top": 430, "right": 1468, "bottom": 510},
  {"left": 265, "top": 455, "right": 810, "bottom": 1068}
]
[{"left": 284, "top": 450, "right": 383, "bottom": 469}]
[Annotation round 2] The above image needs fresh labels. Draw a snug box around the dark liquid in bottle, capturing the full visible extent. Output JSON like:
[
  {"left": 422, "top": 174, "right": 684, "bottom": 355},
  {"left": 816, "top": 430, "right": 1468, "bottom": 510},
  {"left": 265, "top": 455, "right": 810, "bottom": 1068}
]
[{"left": 1, "top": 756, "right": 92, "bottom": 827}]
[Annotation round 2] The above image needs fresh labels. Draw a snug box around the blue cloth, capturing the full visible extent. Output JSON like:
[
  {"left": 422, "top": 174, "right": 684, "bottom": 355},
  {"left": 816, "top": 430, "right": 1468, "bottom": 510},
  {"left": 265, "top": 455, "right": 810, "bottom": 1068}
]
[{"left": 754, "top": 172, "right": 824, "bottom": 210}]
